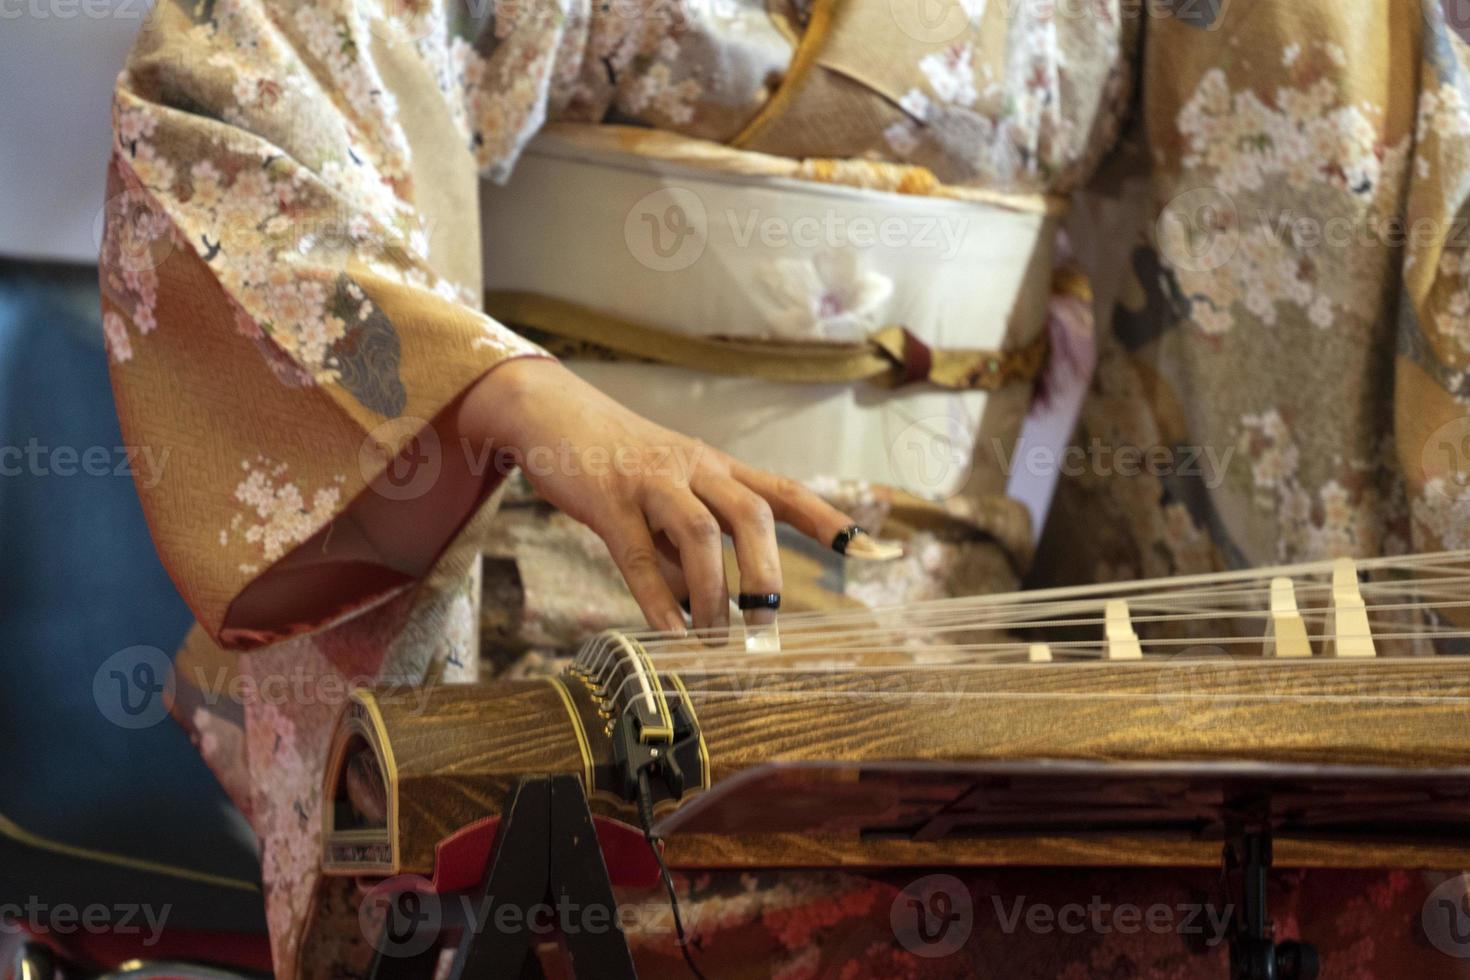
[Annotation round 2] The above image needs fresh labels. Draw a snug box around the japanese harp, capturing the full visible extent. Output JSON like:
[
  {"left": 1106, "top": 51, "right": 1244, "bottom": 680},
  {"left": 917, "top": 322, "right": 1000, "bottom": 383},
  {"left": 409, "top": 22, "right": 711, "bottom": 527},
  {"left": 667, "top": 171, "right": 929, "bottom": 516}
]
[{"left": 320, "top": 551, "right": 1470, "bottom": 879}]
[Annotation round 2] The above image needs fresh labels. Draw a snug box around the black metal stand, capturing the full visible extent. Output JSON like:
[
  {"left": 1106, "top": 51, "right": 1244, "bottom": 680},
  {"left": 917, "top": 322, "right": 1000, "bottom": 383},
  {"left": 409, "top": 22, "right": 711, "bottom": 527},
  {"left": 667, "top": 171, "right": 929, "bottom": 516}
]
[
  {"left": 1224, "top": 827, "right": 1319, "bottom": 980},
  {"left": 369, "top": 774, "right": 638, "bottom": 980}
]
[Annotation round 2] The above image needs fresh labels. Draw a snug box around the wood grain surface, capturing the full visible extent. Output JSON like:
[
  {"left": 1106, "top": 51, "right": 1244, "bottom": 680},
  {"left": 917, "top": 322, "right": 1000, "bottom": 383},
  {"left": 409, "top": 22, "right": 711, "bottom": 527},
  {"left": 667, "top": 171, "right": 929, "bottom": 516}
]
[{"left": 327, "top": 660, "right": 1470, "bottom": 874}]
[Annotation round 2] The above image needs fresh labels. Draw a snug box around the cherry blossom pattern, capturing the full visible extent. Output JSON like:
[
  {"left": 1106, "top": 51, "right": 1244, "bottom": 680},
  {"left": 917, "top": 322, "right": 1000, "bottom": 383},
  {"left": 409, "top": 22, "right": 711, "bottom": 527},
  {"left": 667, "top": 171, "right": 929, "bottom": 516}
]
[
  {"left": 222, "top": 458, "right": 347, "bottom": 575},
  {"left": 1416, "top": 478, "right": 1470, "bottom": 550},
  {"left": 755, "top": 250, "right": 894, "bottom": 341},
  {"left": 100, "top": 153, "right": 178, "bottom": 363},
  {"left": 1166, "top": 49, "right": 1413, "bottom": 336},
  {"left": 1237, "top": 409, "right": 1405, "bottom": 561}
]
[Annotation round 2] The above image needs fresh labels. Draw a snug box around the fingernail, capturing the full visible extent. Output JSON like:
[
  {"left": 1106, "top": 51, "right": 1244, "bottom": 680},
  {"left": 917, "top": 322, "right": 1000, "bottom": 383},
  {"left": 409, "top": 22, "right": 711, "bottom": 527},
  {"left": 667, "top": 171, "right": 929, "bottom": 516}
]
[
  {"left": 743, "top": 607, "right": 778, "bottom": 629},
  {"left": 697, "top": 601, "right": 731, "bottom": 648},
  {"left": 659, "top": 612, "right": 689, "bottom": 637},
  {"left": 836, "top": 527, "right": 903, "bottom": 561}
]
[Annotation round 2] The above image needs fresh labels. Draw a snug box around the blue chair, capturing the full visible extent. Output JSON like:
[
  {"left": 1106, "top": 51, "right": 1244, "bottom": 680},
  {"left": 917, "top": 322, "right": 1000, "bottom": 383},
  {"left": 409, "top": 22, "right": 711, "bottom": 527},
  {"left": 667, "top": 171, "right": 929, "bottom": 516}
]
[{"left": 0, "top": 262, "right": 267, "bottom": 969}]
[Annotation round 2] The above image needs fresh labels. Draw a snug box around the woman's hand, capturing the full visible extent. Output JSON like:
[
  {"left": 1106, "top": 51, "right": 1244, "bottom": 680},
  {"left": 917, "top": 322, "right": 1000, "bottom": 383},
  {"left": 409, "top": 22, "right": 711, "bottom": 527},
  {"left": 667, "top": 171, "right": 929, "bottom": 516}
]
[{"left": 461, "top": 358, "right": 870, "bottom": 635}]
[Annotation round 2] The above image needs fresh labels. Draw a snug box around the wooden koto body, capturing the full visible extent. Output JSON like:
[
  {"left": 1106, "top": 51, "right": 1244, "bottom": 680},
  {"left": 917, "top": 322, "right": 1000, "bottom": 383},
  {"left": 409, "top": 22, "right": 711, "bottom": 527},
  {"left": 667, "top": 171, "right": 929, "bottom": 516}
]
[
  {"left": 327, "top": 658, "right": 1470, "bottom": 875},
  {"left": 321, "top": 552, "right": 1470, "bottom": 877}
]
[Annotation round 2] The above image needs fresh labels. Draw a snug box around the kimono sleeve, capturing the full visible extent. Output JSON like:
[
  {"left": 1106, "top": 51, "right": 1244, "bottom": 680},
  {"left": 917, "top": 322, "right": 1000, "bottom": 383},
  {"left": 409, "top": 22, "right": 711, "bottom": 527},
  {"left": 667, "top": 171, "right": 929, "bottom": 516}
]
[
  {"left": 1396, "top": 10, "right": 1470, "bottom": 560},
  {"left": 100, "top": 0, "right": 579, "bottom": 648}
]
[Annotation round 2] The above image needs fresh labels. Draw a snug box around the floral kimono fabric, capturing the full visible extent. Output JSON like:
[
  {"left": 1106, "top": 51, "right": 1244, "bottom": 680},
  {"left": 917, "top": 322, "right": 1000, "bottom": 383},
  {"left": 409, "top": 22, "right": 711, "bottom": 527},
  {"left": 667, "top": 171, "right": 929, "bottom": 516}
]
[{"left": 103, "top": 0, "right": 1470, "bottom": 976}]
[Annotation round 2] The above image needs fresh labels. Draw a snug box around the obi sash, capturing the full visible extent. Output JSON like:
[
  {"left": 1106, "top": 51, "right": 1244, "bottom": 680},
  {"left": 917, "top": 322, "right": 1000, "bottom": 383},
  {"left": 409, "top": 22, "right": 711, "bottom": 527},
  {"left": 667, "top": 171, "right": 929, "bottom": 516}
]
[{"left": 480, "top": 124, "right": 1065, "bottom": 503}]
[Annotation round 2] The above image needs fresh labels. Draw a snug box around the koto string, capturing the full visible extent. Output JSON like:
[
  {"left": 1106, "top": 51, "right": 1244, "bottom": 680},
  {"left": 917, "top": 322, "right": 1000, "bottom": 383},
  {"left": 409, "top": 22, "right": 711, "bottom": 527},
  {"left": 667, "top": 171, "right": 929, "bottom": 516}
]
[
  {"left": 630, "top": 588, "right": 1470, "bottom": 652},
  {"left": 625, "top": 561, "right": 1470, "bottom": 640},
  {"left": 619, "top": 550, "right": 1470, "bottom": 650},
  {"left": 571, "top": 556, "right": 1470, "bottom": 678}
]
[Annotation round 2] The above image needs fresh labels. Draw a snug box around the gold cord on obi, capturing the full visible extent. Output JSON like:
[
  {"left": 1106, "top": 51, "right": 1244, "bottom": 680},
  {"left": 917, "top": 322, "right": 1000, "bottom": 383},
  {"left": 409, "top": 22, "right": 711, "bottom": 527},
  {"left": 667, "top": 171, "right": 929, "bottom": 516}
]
[{"left": 484, "top": 289, "right": 1050, "bottom": 392}]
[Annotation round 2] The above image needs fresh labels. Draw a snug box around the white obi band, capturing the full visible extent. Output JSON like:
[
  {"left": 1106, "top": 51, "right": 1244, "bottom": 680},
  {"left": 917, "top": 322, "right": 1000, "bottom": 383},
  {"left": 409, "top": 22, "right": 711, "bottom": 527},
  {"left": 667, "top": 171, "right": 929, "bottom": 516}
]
[{"left": 480, "top": 128, "right": 1059, "bottom": 501}]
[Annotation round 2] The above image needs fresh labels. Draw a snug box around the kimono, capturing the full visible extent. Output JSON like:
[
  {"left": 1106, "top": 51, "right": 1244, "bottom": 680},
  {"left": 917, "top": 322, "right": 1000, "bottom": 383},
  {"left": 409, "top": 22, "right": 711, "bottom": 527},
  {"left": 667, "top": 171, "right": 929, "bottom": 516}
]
[{"left": 99, "top": 0, "right": 1470, "bottom": 976}]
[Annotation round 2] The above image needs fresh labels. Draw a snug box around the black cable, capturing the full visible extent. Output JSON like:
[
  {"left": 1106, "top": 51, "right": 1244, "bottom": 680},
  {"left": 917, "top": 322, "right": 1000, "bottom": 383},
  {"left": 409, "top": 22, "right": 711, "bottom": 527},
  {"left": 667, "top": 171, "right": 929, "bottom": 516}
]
[{"left": 636, "top": 767, "right": 709, "bottom": 980}]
